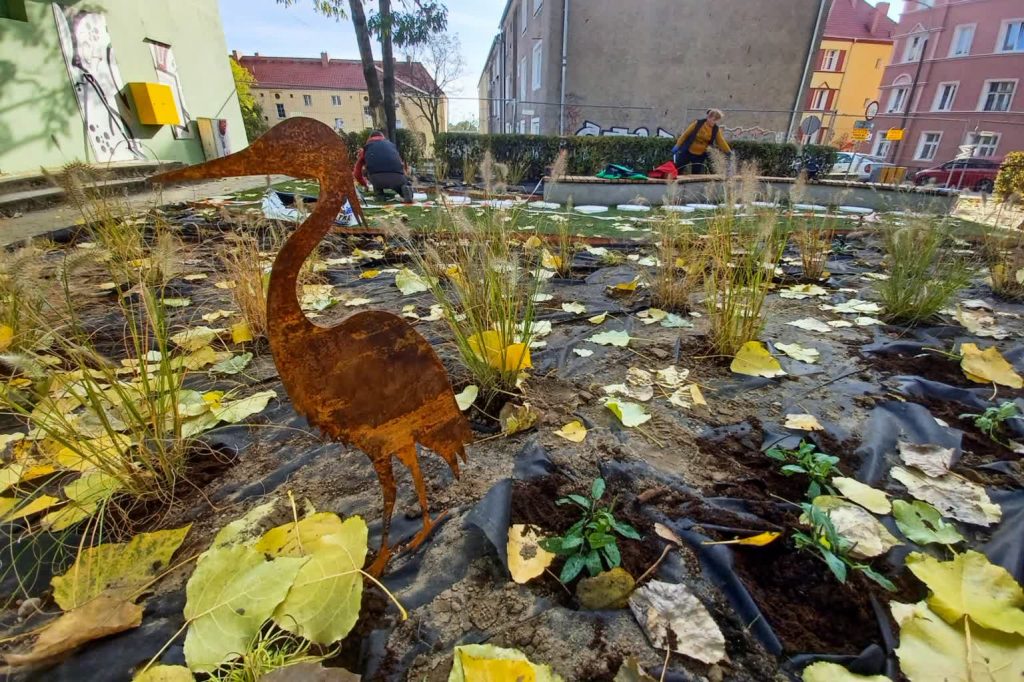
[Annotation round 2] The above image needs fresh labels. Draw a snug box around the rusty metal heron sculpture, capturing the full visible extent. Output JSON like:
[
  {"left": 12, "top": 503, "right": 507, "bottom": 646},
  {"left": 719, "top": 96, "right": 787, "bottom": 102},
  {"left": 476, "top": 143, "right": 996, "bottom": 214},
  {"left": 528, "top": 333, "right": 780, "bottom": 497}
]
[{"left": 154, "top": 118, "right": 472, "bottom": 575}]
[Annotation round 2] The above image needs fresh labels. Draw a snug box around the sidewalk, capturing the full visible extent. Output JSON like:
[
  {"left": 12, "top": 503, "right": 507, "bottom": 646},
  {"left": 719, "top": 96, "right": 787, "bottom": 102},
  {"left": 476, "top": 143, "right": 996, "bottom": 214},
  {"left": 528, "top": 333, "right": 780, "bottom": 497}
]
[{"left": 0, "top": 175, "right": 288, "bottom": 246}]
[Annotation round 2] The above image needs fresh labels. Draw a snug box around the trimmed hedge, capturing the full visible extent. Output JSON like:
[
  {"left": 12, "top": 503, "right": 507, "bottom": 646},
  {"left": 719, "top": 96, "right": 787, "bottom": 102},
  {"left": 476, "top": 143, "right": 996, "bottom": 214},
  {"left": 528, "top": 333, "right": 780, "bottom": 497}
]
[
  {"left": 994, "top": 151, "right": 1024, "bottom": 200},
  {"left": 339, "top": 128, "right": 426, "bottom": 167},
  {"left": 433, "top": 133, "right": 837, "bottom": 181}
]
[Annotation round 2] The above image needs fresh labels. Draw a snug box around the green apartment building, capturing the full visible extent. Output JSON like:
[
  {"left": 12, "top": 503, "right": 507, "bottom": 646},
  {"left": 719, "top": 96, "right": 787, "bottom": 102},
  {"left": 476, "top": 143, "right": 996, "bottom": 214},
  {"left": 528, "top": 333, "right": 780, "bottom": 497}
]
[{"left": 0, "top": 0, "right": 246, "bottom": 176}]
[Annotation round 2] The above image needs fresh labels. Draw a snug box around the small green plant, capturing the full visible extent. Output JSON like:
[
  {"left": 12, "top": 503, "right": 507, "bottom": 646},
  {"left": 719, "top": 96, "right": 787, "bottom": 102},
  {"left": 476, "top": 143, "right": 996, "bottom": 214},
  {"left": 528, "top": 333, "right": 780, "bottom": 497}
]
[
  {"left": 793, "top": 502, "right": 896, "bottom": 591},
  {"left": 765, "top": 440, "right": 840, "bottom": 499},
  {"left": 876, "top": 222, "right": 974, "bottom": 324},
  {"left": 539, "top": 478, "right": 641, "bottom": 583},
  {"left": 214, "top": 628, "right": 331, "bottom": 682},
  {"left": 960, "top": 401, "right": 1019, "bottom": 444}
]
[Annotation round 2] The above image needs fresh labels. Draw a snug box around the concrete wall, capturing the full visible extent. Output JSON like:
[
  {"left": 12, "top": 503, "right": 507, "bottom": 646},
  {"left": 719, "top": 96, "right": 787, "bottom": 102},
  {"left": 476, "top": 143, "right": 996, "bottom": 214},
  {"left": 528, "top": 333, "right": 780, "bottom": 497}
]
[{"left": 0, "top": 0, "right": 245, "bottom": 176}]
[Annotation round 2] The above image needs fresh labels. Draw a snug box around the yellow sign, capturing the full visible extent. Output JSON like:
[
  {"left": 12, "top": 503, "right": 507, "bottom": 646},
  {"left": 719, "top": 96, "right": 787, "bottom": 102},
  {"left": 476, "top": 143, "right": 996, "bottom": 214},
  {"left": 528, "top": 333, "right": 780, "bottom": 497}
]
[
  {"left": 885, "top": 128, "right": 904, "bottom": 141},
  {"left": 851, "top": 129, "right": 870, "bottom": 141}
]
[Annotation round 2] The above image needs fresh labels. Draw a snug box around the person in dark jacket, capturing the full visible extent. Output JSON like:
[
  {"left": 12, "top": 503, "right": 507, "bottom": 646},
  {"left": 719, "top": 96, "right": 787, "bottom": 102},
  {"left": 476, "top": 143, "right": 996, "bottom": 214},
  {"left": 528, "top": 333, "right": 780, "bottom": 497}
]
[
  {"left": 672, "top": 109, "right": 731, "bottom": 175},
  {"left": 353, "top": 131, "right": 414, "bottom": 203}
]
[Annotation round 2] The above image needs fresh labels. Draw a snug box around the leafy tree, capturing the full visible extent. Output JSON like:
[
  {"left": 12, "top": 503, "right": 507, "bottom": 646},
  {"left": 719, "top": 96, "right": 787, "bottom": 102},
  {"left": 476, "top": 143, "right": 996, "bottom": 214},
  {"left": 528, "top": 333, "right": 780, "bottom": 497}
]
[
  {"left": 230, "top": 58, "right": 268, "bottom": 142},
  {"left": 449, "top": 119, "right": 478, "bottom": 133},
  {"left": 399, "top": 32, "right": 465, "bottom": 138}
]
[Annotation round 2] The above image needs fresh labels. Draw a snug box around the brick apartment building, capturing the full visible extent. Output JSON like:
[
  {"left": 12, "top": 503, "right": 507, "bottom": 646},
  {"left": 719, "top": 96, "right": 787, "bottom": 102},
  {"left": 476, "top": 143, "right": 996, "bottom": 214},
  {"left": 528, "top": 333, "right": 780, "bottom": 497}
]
[
  {"left": 868, "top": 0, "right": 1024, "bottom": 173},
  {"left": 478, "top": 0, "right": 831, "bottom": 141}
]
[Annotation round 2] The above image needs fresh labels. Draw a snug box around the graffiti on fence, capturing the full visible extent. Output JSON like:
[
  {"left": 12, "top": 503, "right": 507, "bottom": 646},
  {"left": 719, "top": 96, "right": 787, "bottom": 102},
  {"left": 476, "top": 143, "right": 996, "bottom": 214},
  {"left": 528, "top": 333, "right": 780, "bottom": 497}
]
[{"left": 575, "top": 120, "right": 676, "bottom": 139}]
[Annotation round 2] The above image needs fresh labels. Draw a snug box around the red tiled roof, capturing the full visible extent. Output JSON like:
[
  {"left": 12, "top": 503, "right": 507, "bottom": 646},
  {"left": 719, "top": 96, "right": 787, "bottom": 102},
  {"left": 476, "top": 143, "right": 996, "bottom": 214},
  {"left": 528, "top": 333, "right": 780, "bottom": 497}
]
[
  {"left": 824, "top": 0, "right": 897, "bottom": 41},
  {"left": 237, "top": 54, "right": 440, "bottom": 94}
]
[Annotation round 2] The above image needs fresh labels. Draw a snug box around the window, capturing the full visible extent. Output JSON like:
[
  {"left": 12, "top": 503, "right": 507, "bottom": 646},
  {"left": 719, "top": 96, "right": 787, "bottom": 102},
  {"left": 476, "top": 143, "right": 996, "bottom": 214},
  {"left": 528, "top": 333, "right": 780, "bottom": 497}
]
[
  {"left": 532, "top": 42, "right": 543, "bottom": 90},
  {"left": 998, "top": 19, "right": 1024, "bottom": 52},
  {"left": 980, "top": 80, "right": 1015, "bottom": 112},
  {"left": 303, "top": 95, "right": 312, "bottom": 106},
  {"left": 915, "top": 132, "right": 941, "bottom": 160},
  {"left": 520, "top": 4, "right": 527, "bottom": 34},
  {"left": 903, "top": 33, "right": 926, "bottom": 62},
  {"left": 517, "top": 119, "right": 526, "bottom": 133},
  {"left": 534, "top": 0, "right": 543, "bottom": 14},
  {"left": 334, "top": 118, "right": 344, "bottom": 130},
  {"left": 530, "top": 117, "right": 541, "bottom": 134},
  {"left": 887, "top": 86, "right": 908, "bottom": 113},
  {"left": 966, "top": 132, "right": 1000, "bottom": 157},
  {"left": 518, "top": 57, "right": 527, "bottom": 101},
  {"left": 821, "top": 49, "right": 839, "bottom": 71},
  {"left": 810, "top": 89, "right": 829, "bottom": 111},
  {"left": 933, "top": 82, "right": 957, "bottom": 111},
  {"left": 276, "top": 103, "right": 286, "bottom": 118},
  {"left": 949, "top": 24, "right": 974, "bottom": 56},
  {"left": 875, "top": 138, "right": 892, "bottom": 158},
  {"left": 331, "top": 95, "right": 342, "bottom": 106}
]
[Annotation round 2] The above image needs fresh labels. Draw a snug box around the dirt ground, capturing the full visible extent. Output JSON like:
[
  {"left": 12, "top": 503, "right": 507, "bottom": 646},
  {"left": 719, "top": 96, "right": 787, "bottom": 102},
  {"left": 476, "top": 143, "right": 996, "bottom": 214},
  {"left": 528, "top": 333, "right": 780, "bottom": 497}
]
[{"left": 2, "top": 203, "right": 1022, "bottom": 681}]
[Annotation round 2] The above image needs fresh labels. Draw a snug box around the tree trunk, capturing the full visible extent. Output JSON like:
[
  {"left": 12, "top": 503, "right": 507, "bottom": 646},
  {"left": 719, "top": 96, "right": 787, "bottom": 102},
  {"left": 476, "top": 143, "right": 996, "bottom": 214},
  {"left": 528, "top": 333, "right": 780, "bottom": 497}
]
[
  {"left": 379, "top": 0, "right": 397, "bottom": 142},
  {"left": 349, "top": 0, "right": 385, "bottom": 130}
]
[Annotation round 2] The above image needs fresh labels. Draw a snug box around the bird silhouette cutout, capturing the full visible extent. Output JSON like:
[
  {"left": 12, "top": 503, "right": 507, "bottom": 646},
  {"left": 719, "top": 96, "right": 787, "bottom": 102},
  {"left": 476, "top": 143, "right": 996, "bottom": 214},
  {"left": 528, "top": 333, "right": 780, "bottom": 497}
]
[{"left": 154, "top": 118, "right": 473, "bottom": 576}]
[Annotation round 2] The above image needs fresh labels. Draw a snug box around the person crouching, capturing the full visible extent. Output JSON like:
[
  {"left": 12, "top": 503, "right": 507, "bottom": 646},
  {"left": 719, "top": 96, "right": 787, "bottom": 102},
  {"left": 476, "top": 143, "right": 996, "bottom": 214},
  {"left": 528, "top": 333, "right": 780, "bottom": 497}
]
[
  {"left": 672, "top": 109, "right": 731, "bottom": 175},
  {"left": 353, "top": 131, "right": 415, "bottom": 203}
]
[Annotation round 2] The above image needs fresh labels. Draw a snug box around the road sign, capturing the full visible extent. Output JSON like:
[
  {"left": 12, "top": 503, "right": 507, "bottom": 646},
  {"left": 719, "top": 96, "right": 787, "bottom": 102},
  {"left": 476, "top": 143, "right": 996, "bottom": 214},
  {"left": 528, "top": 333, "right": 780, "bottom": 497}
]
[
  {"left": 851, "top": 128, "right": 870, "bottom": 141},
  {"left": 885, "top": 128, "right": 904, "bottom": 141},
  {"left": 799, "top": 115, "right": 822, "bottom": 136},
  {"left": 865, "top": 101, "right": 879, "bottom": 120},
  {"left": 853, "top": 119, "right": 873, "bottom": 129}
]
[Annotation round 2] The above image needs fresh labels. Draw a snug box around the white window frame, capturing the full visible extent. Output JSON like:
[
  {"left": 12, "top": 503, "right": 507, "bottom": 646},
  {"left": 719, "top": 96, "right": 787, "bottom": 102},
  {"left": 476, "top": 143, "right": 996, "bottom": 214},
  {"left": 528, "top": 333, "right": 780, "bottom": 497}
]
[
  {"left": 932, "top": 81, "right": 958, "bottom": 111},
  {"left": 821, "top": 49, "right": 839, "bottom": 71},
  {"left": 903, "top": 33, "right": 926, "bottom": 62},
  {"left": 517, "top": 119, "right": 526, "bottom": 134},
  {"left": 531, "top": 42, "right": 543, "bottom": 90},
  {"left": 331, "top": 95, "right": 342, "bottom": 106},
  {"left": 997, "top": 18, "right": 1024, "bottom": 53},
  {"left": 276, "top": 103, "right": 286, "bottom": 119},
  {"left": 948, "top": 23, "right": 975, "bottom": 57},
  {"left": 874, "top": 138, "right": 892, "bottom": 158},
  {"left": 530, "top": 116, "right": 541, "bottom": 134},
  {"left": 978, "top": 79, "right": 1017, "bottom": 112},
  {"left": 334, "top": 117, "right": 344, "bottom": 130},
  {"left": 966, "top": 131, "right": 1001, "bottom": 158},
  {"left": 914, "top": 131, "right": 942, "bottom": 161},
  {"left": 520, "top": 3, "right": 527, "bottom": 34},
  {"left": 303, "top": 94, "right": 312, "bottom": 106},
  {"left": 887, "top": 86, "right": 909, "bottom": 113},
  {"left": 518, "top": 57, "right": 527, "bottom": 102},
  {"left": 534, "top": 0, "right": 543, "bottom": 15},
  {"left": 810, "top": 89, "right": 828, "bottom": 111}
]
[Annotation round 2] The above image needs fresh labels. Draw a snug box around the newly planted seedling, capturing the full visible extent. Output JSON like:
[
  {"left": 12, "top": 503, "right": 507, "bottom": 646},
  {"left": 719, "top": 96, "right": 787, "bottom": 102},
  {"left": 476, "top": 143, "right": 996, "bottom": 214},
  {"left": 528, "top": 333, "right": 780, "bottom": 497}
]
[
  {"left": 960, "top": 401, "right": 1020, "bottom": 445},
  {"left": 539, "top": 478, "right": 641, "bottom": 583},
  {"left": 765, "top": 440, "right": 840, "bottom": 499},
  {"left": 793, "top": 502, "right": 896, "bottom": 591}
]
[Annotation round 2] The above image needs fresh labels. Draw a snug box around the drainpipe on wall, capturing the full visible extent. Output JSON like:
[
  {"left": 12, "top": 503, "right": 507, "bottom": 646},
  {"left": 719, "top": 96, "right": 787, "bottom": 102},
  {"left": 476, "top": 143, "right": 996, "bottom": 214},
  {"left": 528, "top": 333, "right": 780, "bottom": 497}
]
[
  {"left": 787, "top": 0, "right": 829, "bottom": 142},
  {"left": 558, "top": 0, "right": 570, "bottom": 136},
  {"left": 499, "top": 29, "right": 506, "bottom": 133},
  {"left": 889, "top": 36, "right": 928, "bottom": 166}
]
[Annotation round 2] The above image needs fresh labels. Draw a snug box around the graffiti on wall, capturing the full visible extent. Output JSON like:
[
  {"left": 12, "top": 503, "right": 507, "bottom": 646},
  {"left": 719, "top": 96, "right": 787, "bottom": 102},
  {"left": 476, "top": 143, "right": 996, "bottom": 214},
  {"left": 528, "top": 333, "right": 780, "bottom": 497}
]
[
  {"left": 52, "top": 4, "right": 145, "bottom": 162},
  {"left": 575, "top": 120, "right": 676, "bottom": 139},
  {"left": 723, "top": 126, "right": 784, "bottom": 143},
  {"left": 148, "top": 40, "right": 193, "bottom": 139}
]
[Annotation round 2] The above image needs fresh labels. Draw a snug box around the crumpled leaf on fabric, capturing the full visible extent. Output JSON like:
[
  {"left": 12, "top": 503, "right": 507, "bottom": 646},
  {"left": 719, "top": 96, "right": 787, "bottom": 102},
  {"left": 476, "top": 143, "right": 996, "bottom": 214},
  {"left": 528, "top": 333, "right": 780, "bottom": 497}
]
[
  {"left": 891, "top": 466, "right": 1001, "bottom": 526},
  {"left": 573, "top": 348, "right": 594, "bottom": 358},
  {"left": 132, "top": 665, "right": 194, "bottom": 682},
  {"left": 0, "top": 494, "right": 60, "bottom": 522},
  {"left": 628, "top": 580, "right": 726, "bottom": 664},
  {"left": 774, "top": 342, "right": 820, "bottom": 364},
  {"left": 254, "top": 514, "right": 369, "bottom": 645},
  {"left": 604, "top": 399, "right": 651, "bottom": 427},
  {"left": 667, "top": 384, "right": 707, "bottom": 409},
  {"left": 51, "top": 525, "right": 191, "bottom": 610},
  {"left": 833, "top": 477, "right": 891, "bottom": 514},
  {"left": 855, "top": 316, "right": 885, "bottom": 327},
  {"left": 211, "top": 352, "right": 252, "bottom": 375},
  {"left": 3, "top": 594, "right": 143, "bottom": 666},
  {"left": 523, "top": 235, "right": 543, "bottom": 249},
  {"left": 806, "top": 496, "right": 899, "bottom": 559},
  {"left": 785, "top": 413, "right": 824, "bottom": 431},
  {"left": 467, "top": 330, "right": 532, "bottom": 372},
  {"left": 960, "top": 343, "right": 1023, "bottom": 388},
  {"left": 801, "top": 661, "right": 889, "bottom": 682},
  {"left": 499, "top": 402, "right": 540, "bottom": 435},
  {"left": 170, "top": 327, "right": 225, "bottom": 352},
  {"left": 540, "top": 249, "right": 562, "bottom": 270},
  {"left": 654, "top": 366, "right": 689, "bottom": 389},
  {"left": 300, "top": 284, "right": 338, "bottom": 311},
  {"left": 359, "top": 269, "right": 381, "bottom": 279},
  {"left": 201, "top": 309, "right": 234, "bottom": 323},
  {"left": 892, "top": 500, "right": 963, "bottom": 546},
  {"left": 730, "top": 341, "right": 786, "bottom": 378},
  {"left": 448, "top": 644, "right": 564, "bottom": 682},
  {"left": 532, "top": 293, "right": 554, "bottom": 303},
  {"left": 954, "top": 307, "right": 1010, "bottom": 340},
  {"left": 906, "top": 550, "right": 1024, "bottom": 636},
  {"left": 821, "top": 299, "right": 882, "bottom": 314},
  {"left": 828, "top": 319, "right": 854, "bottom": 328},
  {"left": 702, "top": 531, "right": 781, "bottom": 547},
  {"left": 562, "top": 302, "right": 586, "bottom": 315},
  {"left": 588, "top": 312, "right": 608, "bottom": 325},
  {"left": 454, "top": 385, "right": 478, "bottom": 412},
  {"left": 636, "top": 308, "right": 667, "bottom": 325},
  {"left": 613, "top": 657, "right": 657, "bottom": 682},
  {"left": 230, "top": 321, "right": 253, "bottom": 344},
  {"left": 895, "top": 601, "right": 1024, "bottom": 682},
  {"left": 588, "top": 330, "right": 631, "bottom": 347},
  {"left": 660, "top": 313, "right": 693, "bottom": 328},
  {"left": 41, "top": 470, "right": 124, "bottom": 532},
  {"left": 554, "top": 420, "right": 587, "bottom": 443},
  {"left": 898, "top": 441, "right": 954, "bottom": 478},
  {"left": 779, "top": 284, "right": 828, "bottom": 299},
  {"left": 787, "top": 317, "right": 833, "bottom": 333},
  {"left": 394, "top": 268, "right": 431, "bottom": 295},
  {"left": 507, "top": 524, "right": 556, "bottom": 584},
  {"left": 607, "top": 278, "right": 640, "bottom": 295},
  {"left": 576, "top": 567, "right": 635, "bottom": 610}
]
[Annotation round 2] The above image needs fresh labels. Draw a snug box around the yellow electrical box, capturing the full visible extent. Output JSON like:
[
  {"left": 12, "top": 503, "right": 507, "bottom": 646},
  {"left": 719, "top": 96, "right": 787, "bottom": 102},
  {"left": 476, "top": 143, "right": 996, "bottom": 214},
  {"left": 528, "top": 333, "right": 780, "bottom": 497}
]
[{"left": 128, "top": 82, "right": 181, "bottom": 126}]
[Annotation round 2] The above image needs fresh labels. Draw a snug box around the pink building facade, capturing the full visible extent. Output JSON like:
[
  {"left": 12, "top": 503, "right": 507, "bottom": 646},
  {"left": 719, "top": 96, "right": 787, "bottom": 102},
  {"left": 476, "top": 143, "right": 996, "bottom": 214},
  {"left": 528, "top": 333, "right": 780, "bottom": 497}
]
[{"left": 868, "top": 0, "right": 1024, "bottom": 174}]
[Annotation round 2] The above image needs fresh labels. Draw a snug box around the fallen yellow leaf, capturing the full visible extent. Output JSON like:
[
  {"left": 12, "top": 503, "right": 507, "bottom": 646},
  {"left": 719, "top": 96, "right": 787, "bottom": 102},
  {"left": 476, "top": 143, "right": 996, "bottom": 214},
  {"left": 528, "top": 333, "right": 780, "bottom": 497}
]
[
  {"left": 0, "top": 324, "right": 13, "bottom": 351},
  {"left": 554, "top": 420, "right": 587, "bottom": 443},
  {"left": 784, "top": 413, "right": 824, "bottom": 431},
  {"left": 231, "top": 321, "right": 253, "bottom": 344},
  {"left": 960, "top": 343, "right": 1023, "bottom": 388},
  {"left": 507, "top": 524, "right": 556, "bottom": 584},
  {"left": 523, "top": 235, "right": 543, "bottom": 249},
  {"left": 359, "top": 269, "right": 381, "bottom": 279},
  {"left": 730, "top": 341, "right": 786, "bottom": 378},
  {"left": 467, "top": 330, "right": 532, "bottom": 372},
  {"left": 703, "top": 531, "right": 781, "bottom": 547}
]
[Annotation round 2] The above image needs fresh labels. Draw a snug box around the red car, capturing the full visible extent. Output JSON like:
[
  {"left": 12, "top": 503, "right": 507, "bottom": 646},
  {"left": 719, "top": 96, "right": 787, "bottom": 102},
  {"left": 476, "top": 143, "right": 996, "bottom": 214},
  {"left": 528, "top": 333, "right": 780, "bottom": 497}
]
[{"left": 913, "top": 158, "right": 1002, "bottom": 192}]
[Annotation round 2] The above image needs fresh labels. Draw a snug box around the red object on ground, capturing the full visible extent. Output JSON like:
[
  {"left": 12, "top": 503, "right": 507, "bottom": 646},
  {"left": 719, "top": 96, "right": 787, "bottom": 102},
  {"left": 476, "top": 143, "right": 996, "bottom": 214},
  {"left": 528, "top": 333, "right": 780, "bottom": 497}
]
[{"left": 648, "top": 161, "right": 679, "bottom": 180}]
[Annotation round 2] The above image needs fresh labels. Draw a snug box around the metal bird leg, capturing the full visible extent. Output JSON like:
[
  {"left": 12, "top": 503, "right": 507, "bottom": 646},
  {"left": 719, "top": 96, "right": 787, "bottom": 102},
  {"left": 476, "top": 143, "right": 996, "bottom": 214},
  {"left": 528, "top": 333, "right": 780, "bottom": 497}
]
[{"left": 152, "top": 118, "right": 472, "bottom": 576}]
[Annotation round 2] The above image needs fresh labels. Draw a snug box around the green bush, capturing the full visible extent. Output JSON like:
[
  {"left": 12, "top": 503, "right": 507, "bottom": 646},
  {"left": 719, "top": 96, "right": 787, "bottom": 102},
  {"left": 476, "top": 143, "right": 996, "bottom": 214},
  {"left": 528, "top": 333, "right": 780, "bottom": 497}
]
[
  {"left": 994, "top": 151, "right": 1024, "bottom": 200},
  {"left": 433, "top": 133, "right": 837, "bottom": 181},
  {"left": 339, "top": 128, "right": 425, "bottom": 167}
]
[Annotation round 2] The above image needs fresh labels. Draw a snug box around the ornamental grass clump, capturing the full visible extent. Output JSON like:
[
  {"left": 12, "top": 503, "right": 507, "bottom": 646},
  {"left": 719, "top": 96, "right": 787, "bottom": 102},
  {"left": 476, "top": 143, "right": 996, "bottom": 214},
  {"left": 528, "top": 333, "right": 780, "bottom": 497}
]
[
  {"left": 981, "top": 228, "right": 1024, "bottom": 301},
  {"left": 651, "top": 216, "right": 704, "bottom": 313}
]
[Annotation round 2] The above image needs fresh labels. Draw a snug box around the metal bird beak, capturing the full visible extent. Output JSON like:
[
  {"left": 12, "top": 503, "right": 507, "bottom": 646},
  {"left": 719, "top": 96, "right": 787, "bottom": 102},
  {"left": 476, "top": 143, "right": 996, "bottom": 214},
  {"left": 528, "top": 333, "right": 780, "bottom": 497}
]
[{"left": 151, "top": 143, "right": 263, "bottom": 186}]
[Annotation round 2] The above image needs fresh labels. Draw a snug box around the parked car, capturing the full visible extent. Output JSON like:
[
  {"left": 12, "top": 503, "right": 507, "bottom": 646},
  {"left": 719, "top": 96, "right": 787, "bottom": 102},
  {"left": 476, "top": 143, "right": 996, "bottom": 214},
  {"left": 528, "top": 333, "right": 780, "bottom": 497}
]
[
  {"left": 826, "top": 153, "right": 887, "bottom": 181},
  {"left": 913, "top": 158, "right": 1002, "bottom": 192}
]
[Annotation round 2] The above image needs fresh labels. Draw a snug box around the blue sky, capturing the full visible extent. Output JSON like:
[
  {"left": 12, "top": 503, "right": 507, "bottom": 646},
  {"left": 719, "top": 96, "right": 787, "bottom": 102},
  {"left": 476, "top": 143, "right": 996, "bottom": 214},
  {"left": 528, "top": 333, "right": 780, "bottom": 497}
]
[{"left": 219, "top": 0, "right": 906, "bottom": 124}]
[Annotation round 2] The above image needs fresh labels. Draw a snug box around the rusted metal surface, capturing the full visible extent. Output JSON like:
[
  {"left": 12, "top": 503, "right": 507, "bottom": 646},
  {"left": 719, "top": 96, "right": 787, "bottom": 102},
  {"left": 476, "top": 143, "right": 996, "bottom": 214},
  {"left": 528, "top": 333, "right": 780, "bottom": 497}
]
[{"left": 154, "top": 118, "right": 472, "bottom": 576}]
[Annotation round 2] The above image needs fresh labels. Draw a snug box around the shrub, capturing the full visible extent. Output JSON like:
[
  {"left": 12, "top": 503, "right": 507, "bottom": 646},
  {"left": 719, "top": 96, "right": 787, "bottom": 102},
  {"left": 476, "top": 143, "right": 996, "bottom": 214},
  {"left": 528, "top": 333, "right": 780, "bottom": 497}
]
[
  {"left": 994, "top": 151, "right": 1024, "bottom": 201},
  {"left": 433, "top": 133, "right": 837, "bottom": 182}
]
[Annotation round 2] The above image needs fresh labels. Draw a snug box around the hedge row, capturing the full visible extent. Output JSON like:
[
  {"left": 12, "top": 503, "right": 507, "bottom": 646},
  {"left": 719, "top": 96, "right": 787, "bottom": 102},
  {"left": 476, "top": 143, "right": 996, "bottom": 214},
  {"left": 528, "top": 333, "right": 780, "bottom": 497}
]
[
  {"left": 994, "top": 151, "right": 1024, "bottom": 200},
  {"left": 339, "top": 128, "right": 426, "bottom": 167},
  {"left": 433, "top": 133, "right": 838, "bottom": 181}
]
